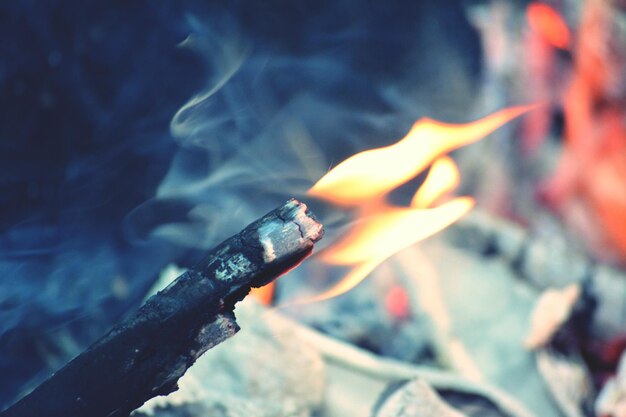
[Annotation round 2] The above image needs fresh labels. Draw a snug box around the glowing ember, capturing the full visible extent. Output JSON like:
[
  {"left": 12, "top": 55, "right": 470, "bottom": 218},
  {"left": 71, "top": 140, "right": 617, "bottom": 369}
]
[
  {"left": 251, "top": 284, "right": 275, "bottom": 305},
  {"left": 520, "top": 3, "right": 569, "bottom": 155},
  {"left": 386, "top": 285, "right": 410, "bottom": 321},
  {"left": 299, "top": 107, "right": 533, "bottom": 303},
  {"left": 526, "top": 3, "right": 571, "bottom": 50},
  {"left": 541, "top": 0, "right": 626, "bottom": 260}
]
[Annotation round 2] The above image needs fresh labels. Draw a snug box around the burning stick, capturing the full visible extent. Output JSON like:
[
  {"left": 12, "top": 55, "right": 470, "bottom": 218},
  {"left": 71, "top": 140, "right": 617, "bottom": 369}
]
[{"left": 1, "top": 199, "right": 323, "bottom": 417}]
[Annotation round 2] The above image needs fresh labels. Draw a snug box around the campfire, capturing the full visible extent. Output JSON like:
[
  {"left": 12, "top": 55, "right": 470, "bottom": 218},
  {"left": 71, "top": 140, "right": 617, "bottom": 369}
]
[{"left": 2, "top": 2, "right": 626, "bottom": 417}]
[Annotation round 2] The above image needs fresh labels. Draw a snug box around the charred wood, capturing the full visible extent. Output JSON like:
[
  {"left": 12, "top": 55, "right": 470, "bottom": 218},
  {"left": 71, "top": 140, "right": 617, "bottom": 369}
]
[{"left": 0, "top": 199, "right": 323, "bottom": 417}]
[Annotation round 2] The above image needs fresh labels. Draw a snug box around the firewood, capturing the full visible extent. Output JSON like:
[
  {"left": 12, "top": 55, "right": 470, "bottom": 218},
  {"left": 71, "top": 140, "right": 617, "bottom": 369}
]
[{"left": 0, "top": 199, "right": 323, "bottom": 417}]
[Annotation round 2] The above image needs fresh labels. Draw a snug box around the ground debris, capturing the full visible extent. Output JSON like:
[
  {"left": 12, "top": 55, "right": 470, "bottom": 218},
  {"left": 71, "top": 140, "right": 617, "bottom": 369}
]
[
  {"left": 596, "top": 351, "right": 626, "bottom": 417},
  {"left": 374, "top": 379, "right": 467, "bottom": 417},
  {"left": 134, "top": 300, "right": 325, "bottom": 417}
]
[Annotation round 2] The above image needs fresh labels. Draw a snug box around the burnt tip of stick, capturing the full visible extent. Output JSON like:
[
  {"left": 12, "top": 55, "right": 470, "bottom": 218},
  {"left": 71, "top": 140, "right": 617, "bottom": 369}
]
[
  {"left": 280, "top": 198, "right": 325, "bottom": 242},
  {"left": 0, "top": 198, "right": 324, "bottom": 417},
  {"left": 248, "top": 199, "right": 324, "bottom": 288}
]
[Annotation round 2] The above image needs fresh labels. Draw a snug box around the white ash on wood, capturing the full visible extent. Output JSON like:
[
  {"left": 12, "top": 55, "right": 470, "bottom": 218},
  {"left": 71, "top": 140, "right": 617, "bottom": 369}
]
[{"left": 0, "top": 199, "right": 323, "bottom": 417}]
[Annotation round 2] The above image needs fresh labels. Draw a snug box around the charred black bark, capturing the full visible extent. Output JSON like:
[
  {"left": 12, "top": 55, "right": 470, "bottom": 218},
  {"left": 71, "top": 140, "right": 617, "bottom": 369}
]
[{"left": 1, "top": 199, "right": 323, "bottom": 417}]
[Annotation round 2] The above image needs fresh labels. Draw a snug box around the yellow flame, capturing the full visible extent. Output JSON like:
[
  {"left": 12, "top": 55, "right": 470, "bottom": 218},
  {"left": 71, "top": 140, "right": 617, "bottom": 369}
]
[
  {"left": 321, "top": 197, "right": 473, "bottom": 265},
  {"left": 302, "top": 198, "right": 473, "bottom": 303},
  {"left": 308, "top": 105, "right": 536, "bottom": 207},
  {"left": 411, "top": 156, "right": 460, "bottom": 208},
  {"left": 292, "top": 105, "right": 534, "bottom": 305}
]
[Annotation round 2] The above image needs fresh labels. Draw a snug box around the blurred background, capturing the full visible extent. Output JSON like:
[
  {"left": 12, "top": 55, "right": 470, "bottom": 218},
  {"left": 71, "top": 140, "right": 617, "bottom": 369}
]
[{"left": 1, "top": 1, "right": 625, "bottom": 416}]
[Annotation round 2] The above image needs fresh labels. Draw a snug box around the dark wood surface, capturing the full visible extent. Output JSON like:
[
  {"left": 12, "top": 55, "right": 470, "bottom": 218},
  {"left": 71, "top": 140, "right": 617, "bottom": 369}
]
[{"left": 1, "top": 199, "right": 323, "bottom": 417}]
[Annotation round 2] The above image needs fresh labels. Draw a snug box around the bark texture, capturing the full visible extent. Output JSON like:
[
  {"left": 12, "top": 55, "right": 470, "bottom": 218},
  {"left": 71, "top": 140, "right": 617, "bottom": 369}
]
[{"left": 1, "top": 198, "right": 323, "bottom": 417}]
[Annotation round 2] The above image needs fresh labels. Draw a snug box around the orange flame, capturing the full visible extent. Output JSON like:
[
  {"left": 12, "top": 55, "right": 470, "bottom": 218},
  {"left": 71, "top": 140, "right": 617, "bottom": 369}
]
[
  {"left": 308, "top": 105, "right": 536, "bottom": 207},
  {"left": 301, "top": 198, "right": 473, "bottom": 304},
  {"left": 295, "top": 106, "right": 534, "bottom": 304},
  {"left": 251, "top": 284, "right": 275, "bottom": 305},
  {"left": 527, "top": 3, "right": 571, "bottom": 50}
]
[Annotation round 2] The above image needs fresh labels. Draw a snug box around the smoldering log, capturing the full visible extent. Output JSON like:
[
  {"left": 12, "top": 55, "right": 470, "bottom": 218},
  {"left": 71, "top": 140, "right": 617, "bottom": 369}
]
[{"left": 1, "top": 199, "right": 323, "bottom": 417}]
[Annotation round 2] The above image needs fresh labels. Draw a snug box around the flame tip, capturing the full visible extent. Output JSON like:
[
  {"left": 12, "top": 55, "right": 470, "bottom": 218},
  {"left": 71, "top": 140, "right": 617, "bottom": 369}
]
[{"left": 301, "top": 105, "right": 522, "bottom": 304}]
